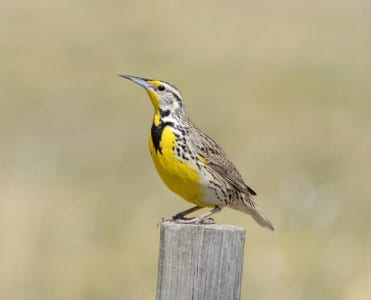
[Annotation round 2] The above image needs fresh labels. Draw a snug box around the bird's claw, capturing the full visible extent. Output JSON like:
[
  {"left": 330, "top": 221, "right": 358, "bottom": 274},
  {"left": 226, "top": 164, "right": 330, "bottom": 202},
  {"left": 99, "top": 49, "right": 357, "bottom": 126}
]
[{"left": 161, "top": 216, "right": 215, "bottom": 225}]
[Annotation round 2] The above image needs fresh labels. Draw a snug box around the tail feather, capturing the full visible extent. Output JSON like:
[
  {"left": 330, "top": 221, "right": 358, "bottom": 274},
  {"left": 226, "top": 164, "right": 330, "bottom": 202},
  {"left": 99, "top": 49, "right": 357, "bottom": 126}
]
[
  {"left": 250, "top": 207, "right": 275, "bottom": 231},
  {"left": 236, "top": 200, "right": 275, "bottom": 231}
]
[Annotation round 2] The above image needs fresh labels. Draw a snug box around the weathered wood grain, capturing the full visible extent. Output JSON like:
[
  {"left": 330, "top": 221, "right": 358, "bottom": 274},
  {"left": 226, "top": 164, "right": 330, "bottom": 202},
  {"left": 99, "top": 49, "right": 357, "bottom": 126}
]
[{"left": 156, "top": 222, "right": 246, "bottom": 300}]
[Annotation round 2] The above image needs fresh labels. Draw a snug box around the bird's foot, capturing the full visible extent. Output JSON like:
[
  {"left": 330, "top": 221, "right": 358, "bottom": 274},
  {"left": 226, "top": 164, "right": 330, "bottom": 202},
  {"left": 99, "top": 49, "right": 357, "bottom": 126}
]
[
  {"left": 161, "top": 215, "right": 185, "bottom": 222},
  {"left": 176, "top": 217, "right": 215, "bottom": 224},
  {"left": 162, "top": 212, "right": 190, "bottom": 222},
  {"left": 161, "top": 216, "right": 215, "bottom": 225}
]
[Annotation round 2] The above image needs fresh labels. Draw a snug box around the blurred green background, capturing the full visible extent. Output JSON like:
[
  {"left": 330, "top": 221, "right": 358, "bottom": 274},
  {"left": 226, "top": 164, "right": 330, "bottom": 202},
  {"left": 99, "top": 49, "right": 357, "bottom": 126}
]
[{"left": 1, "top": 0, "right": 371, "bottom": 299}]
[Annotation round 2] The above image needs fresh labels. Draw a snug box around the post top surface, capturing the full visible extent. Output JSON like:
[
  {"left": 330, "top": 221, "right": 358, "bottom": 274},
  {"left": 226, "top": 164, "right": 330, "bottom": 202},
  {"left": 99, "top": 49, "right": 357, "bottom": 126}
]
[{"left": 160, "top": 221, "right": 246, "bottom": 233}]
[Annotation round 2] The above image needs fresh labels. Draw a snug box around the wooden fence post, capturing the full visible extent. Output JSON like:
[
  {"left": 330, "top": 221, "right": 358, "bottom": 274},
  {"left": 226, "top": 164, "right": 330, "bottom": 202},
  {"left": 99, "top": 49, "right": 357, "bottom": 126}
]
[{"left": 156, "top": 222, "right": 246, "bottom": 300}]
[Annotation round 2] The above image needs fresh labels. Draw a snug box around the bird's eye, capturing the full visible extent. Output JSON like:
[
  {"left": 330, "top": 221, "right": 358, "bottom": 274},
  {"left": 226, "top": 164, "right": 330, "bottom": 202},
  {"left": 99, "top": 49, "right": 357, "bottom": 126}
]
[{"left": 158, "top": 85, "right": 165, "bottom": 91}]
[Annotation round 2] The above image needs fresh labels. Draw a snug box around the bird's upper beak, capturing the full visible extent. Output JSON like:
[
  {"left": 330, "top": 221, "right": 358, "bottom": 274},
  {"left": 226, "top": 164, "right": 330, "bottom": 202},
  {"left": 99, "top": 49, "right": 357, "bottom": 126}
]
[
  {"left": 119, "top": 75, "right": 153, "bottom": 90},
  {"left": 120, "top": 74, "right": 162, "bottom": 111}
]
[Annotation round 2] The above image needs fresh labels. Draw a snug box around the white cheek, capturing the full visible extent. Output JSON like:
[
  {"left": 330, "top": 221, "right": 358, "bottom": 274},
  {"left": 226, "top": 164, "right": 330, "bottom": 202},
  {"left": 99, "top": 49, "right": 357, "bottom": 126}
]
[{"left": 164, "top": 94, "right": 175, "bottom": 106}]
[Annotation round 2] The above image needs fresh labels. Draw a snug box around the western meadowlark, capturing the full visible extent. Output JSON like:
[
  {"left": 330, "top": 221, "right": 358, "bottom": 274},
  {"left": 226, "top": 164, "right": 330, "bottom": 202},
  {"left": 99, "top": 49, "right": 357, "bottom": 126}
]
[{"left": 120, "top": 75, "right": 274, "bottom": 230}]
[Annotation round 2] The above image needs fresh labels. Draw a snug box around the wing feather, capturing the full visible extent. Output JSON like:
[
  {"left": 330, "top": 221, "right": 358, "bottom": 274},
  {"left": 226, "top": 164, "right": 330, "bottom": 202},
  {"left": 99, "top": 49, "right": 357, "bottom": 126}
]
[{"left": 189, "top": 123, "right": 257, "bottom": 197}]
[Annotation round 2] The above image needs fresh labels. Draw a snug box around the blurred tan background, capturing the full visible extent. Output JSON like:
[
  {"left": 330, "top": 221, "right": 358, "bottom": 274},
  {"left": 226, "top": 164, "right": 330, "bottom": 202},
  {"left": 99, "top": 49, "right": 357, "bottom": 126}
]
[{"left": 1, "top": 0, "right": 371, "bottom": 299}]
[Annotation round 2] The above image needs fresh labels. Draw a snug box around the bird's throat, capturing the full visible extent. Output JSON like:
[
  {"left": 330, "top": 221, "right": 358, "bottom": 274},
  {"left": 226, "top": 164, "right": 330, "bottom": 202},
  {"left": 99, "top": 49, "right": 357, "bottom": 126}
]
[
  {"left": 147, "top": 90, "right": 160, "bottom": 112},
  {"left": 151, "top": 120, "right": 174, "bottom": 155}
]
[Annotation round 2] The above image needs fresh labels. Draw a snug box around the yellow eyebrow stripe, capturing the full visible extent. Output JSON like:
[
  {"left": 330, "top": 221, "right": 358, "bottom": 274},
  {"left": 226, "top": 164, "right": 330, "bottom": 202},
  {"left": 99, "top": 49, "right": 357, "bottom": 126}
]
[{"left": 148, "top": 80, "right": 162, "bottom": 87}]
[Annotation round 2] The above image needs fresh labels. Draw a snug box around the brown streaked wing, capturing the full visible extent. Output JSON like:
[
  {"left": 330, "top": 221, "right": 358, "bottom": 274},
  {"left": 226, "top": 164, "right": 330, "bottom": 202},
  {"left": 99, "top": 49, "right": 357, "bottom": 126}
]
[{"left": 189, "top": 122, "right": 257, "bottom": 198}]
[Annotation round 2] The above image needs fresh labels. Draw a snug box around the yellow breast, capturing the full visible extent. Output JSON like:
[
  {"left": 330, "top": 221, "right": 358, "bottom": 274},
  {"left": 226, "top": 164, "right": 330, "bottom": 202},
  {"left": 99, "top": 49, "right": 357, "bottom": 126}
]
[{"left": 148, "top": 126, "right": 207, "bottom": 207}]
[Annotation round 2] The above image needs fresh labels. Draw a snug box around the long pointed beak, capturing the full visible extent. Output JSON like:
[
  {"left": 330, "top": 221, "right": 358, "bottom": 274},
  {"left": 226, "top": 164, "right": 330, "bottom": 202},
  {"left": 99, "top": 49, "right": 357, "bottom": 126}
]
[{"left": 119, "top": 74, "right": 153, "bottom": 89}]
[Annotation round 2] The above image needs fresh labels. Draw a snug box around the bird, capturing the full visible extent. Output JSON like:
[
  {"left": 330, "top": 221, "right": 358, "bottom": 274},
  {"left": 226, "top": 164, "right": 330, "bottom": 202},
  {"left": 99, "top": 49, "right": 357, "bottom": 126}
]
[{"left": 120, "top": 75, "right": 274, "bottom": 230}]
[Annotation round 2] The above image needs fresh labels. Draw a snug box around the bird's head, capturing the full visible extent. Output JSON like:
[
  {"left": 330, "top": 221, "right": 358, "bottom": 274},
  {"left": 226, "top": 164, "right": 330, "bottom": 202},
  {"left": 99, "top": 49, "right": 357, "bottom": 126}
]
[{"left": 120, "top": 75, "right": 186, "bottom": 117}]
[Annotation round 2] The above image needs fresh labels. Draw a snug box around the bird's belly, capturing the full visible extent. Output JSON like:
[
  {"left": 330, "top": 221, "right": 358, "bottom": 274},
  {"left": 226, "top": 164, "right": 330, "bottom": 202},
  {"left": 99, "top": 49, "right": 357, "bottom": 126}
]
[{"left": 148, "top": 127, "right": 208, "bottom": 207}]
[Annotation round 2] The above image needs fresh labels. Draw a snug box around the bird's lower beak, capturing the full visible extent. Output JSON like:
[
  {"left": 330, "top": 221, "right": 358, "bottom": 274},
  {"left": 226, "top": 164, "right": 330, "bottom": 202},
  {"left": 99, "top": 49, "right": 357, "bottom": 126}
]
[{"left": 119, "top": 75, "right": 152, "bottom": 89}]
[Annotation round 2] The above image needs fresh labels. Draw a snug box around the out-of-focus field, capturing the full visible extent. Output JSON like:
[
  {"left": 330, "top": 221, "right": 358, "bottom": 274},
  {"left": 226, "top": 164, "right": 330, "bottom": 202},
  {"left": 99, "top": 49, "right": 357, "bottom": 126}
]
[{"left": 1, "top": 0, "right": 371, "bottom": 299}]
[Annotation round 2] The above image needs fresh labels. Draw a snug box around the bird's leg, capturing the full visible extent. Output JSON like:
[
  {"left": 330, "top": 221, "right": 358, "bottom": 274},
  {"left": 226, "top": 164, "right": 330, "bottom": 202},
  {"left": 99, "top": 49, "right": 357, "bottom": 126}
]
[
  {"left": 175, "top": 206, "right": 222, "bottom": 224},
  {"left": 174, "top": 205, "right": 203, "bottom": 219},
  {"left": 162, "top": 205, "right": 203, "bottom": 222}
]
